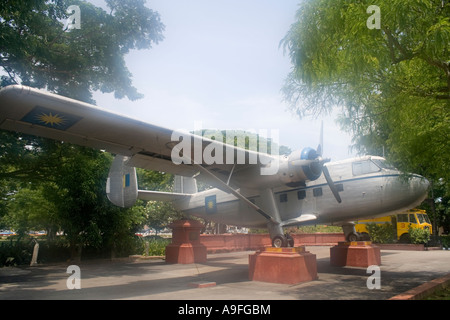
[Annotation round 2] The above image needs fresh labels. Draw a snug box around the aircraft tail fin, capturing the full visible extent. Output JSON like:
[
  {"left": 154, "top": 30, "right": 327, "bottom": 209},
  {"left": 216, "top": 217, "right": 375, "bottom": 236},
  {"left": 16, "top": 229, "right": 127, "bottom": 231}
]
[
  {"left": 106, "top": 155, "right": 138, "bottom": 208},
  {"left": 174, "top": 175, "right": 198, "bottom": 194}
]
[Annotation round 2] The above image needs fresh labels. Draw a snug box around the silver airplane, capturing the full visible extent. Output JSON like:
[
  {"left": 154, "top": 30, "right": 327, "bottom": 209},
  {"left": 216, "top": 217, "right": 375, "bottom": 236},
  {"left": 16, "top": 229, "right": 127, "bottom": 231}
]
[{"left": 0, "top": 85, "right": 430, "bottom": 247}]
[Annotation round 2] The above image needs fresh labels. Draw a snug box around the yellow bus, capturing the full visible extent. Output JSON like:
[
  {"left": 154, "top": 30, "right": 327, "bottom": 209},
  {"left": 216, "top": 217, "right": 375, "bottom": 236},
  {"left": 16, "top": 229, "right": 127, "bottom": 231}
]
[{"left": 355, "top": 209, "right": 432, "bottom": 243}]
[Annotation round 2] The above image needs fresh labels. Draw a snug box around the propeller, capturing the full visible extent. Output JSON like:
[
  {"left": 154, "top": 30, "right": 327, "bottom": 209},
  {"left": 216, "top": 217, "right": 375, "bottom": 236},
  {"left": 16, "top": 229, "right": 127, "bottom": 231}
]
[
  {"left": 316, "top": 121, "right": 323, "bottom": 157},
  {"left": 318, "top": 121, "right": 342, "bottom": 204},
  {"left": 323, "top": 164, "right": 342, "bottom": 203}
]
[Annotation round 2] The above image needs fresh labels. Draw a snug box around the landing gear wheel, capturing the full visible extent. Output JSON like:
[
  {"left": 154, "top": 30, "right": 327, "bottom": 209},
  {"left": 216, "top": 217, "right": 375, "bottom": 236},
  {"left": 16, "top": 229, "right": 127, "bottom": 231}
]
[
  {"left": 347, "top": 232, "right": 359, "bottom": 242},
  {"left": 272, "top": 235, "right": 287, "bottom": 248},
  {"left": 286, "top": 234, "right": 294, "bottom": 247},
  {"left": 399, "top": 233, "right": 410, "bottom": 243},
  {"left": 360, "top": 232, "right": 370, "bottom": 241}
]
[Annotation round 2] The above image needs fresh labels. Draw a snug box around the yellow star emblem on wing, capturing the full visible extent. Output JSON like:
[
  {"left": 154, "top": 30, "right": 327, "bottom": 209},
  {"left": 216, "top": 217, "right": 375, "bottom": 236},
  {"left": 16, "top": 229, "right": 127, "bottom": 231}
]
[
  {"left": 36, "top": 112, "right": 66, "bottom": 127},
  {"left": 21, "top": 106, "right": 82, "bottom": 131}
]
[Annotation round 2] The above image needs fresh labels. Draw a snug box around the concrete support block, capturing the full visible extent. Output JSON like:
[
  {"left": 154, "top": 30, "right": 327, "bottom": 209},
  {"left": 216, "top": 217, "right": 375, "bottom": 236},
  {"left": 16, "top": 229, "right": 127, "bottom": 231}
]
[
  {"left": 249, "top": 246, "right": 318, "bottom": 284},
  {"left": 165, "top": 220, "right": 207, "bottom": 264},
  {"left": 330, "top": 241, "right": 381, "bottom": 267}
]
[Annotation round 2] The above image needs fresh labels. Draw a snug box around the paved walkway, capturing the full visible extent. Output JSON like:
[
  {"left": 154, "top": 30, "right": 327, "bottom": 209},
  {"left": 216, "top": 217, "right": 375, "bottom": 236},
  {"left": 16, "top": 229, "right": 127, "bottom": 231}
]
[{"left": 0, "top": 246, "right": 449, "bottom": 300}]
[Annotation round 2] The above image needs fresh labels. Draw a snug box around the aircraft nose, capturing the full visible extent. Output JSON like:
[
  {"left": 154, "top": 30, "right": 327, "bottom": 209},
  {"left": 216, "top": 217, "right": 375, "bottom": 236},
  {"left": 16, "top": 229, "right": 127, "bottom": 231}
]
[
  {"left": 423, "top": 177, "right": 430, "bottom": 190},
  {"left": 411, "top": 174, "right": 430, "bottom": 200},
  {"left": 383, "top": 173, "right": 430, "bottom": 211}
]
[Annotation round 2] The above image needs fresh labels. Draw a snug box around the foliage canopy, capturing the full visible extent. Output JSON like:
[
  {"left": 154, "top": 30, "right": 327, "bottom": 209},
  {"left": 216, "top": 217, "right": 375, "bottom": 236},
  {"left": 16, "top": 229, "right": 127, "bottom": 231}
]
[
  {"left": 0, "top": 0, "right": 165, "bottom": 261},
  {"left": 0, "top": 0, "right": 164, "bottom": 102},
  {"left": 282, "top": 0, "right": 449, "bottom": 190}
]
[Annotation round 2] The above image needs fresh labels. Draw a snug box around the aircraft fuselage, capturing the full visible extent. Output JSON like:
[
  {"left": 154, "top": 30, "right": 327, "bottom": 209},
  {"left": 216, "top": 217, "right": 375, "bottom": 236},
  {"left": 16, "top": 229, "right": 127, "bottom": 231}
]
[{"left": 177, "top": 156, "right": 429, "bottom": 229}]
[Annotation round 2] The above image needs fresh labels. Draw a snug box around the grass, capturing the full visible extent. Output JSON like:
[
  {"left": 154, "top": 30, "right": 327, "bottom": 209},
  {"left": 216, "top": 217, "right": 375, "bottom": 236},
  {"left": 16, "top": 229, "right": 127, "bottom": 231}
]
[
  {"left": 290, "top": 225, "right": 343, "bottom": 233},
  {"left": 424, "top": 286, "right": 450, "bottom": 300}
]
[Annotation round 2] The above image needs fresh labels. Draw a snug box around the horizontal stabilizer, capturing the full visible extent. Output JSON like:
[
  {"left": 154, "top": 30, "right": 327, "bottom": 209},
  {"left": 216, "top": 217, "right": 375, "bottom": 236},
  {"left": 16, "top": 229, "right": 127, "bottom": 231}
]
[
  {"left": 138, "top": 190, "right": 191, "bottom": 202},
  {"left": 280, "top": 214, "right": 317, "bottom": 227}
]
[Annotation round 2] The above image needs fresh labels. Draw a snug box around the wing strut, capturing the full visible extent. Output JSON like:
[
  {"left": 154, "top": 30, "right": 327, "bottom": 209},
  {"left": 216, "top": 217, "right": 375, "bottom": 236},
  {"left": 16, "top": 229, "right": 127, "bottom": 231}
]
[
  {"left": 226, "top": 163, "right": 236, "bottom": 186},
  {"left": 323, "top": 165, "right": 342, "bottom": 203},
  {"left": 193, "top": 164, "right": 279, "bottom": 225}
]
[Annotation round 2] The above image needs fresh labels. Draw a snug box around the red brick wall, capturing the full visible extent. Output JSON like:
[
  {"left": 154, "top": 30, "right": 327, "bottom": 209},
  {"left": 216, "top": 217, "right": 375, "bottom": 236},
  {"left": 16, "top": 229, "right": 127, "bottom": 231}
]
[
  {"left": 200, "top": 233, "right": 345, "bottom": 253},
  {"left": 293, "top": 233, "right": 345, "bottom": 245}
]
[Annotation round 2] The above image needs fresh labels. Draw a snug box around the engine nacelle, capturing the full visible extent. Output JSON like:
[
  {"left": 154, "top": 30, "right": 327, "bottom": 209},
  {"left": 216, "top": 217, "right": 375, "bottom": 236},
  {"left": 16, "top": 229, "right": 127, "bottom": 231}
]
[
  {"left": 277, "top": 147, "right": 323, "bottom": 187},
  {"left": 106, "top": 155, "right": 138, "bottom": 208}
]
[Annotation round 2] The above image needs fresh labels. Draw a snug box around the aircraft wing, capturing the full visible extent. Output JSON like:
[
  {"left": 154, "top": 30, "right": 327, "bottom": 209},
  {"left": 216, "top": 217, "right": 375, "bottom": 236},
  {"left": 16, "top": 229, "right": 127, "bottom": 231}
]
[
  {"left": 0, "top": 85, "right": 276, "bottom": 187},
  {"left": 280, "top": 214, "right": 317, "bottom": 227}
]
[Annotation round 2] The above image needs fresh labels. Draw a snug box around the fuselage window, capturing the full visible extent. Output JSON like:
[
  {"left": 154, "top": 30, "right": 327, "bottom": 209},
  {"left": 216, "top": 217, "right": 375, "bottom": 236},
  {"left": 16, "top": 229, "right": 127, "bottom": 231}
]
[
  {"left": 297, "top": 190, "right": 306, "bottom": 200},
  {"left": 280, "top": 193, "right": 288, "bottom": 203},
  {"left": 313, "top": 187, "right": 322, "bottom": 197},
  {"left": 352, "top": 160, "right": 381, "bottom": 176},
  {"left": 336, "top": 184, "right": 344, "bottom": 192}
]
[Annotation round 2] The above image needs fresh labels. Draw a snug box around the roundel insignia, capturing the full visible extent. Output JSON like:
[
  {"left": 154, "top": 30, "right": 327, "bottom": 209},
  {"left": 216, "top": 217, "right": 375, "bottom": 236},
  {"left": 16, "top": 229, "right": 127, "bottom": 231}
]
[{"left": 205, "top": 195, "right": 217, "bottom": 214}]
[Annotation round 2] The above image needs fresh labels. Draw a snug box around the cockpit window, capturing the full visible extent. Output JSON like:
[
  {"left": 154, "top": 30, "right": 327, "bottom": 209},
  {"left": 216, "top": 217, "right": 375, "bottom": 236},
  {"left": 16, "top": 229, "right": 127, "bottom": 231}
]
[
  {"left": 371, "top": 159, "right": 396, "bottom": 170},
  {"left": 352, "top": 160, "right": 381, "bottom": 176}
]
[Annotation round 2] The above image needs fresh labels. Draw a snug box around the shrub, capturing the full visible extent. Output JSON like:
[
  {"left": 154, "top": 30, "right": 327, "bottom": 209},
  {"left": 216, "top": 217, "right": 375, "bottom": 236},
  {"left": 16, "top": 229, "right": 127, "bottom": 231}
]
[
  {"left": 440, "top": 235, "right": 450, "bottom": 249},
  {"left": 38, "top": 238, "right": 71, "bottom": 263},
  {"left": 366, "top": 222, "right": 395, "bottom": 243},
  {"left": 408, "top": 226, "right": 431, "bottom": 244},
  {"left": 140, "top": 237, "right": 171, "bottom": 256},
  {"left": 1, "top": 235, "right": 151, "bottom": 266},
  {"left": 0, "top": 238, "right": 33, "bottom": 267}
]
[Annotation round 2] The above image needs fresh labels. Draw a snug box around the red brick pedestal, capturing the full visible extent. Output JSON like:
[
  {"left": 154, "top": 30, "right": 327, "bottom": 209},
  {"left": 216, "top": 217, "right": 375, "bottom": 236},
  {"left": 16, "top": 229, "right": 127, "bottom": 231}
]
[
  {"left": 330, "top": 241, "right": 381, "bottom": 267},
  {"left": 165, "top": 220, "right": 207, "bottom": 264},
  {"left": 249, "top": 247, "right": 318, "bottom": 284}
]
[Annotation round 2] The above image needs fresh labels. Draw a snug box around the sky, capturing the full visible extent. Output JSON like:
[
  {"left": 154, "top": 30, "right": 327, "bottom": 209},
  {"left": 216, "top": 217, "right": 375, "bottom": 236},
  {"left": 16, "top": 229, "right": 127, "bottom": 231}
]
[{"left": 91, "top": 0, "right": 357, "bottom": 161}]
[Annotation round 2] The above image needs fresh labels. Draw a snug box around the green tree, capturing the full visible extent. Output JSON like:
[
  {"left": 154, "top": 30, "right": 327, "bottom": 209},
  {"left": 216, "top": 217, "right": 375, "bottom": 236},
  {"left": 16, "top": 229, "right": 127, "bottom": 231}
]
[
  {"left": 0, "top": 134, "right": 69, "bottom": 231},
  {"left": 144, "top": 201, "right": 183, "bottom": 236},
  {"left": 282, "top": 0, "right": 449, "bottom": 192},
  {"left": 136, "top": 169, "right": 184, "bottom": 235},
  {"left": 0, "top": 0, "right": 165, "bottom": 261},
  {"left": 137, "top": 169, "right": 174, "bottom": 192},
  {"left": 0, "top": 0, "right": 164, "bottom": 102},
  {"left": 4, "top": 186, "right": 58, "bottom": 237}
]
